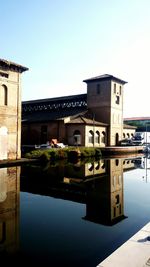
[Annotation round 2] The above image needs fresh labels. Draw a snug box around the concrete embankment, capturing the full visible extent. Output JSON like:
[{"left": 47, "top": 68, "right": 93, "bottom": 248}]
[
  {"left": 97, "top": 222, "right": 150, "bottom": 267},
  {"left": 101, "top": 145, "right": 144, "bottom": 155}
]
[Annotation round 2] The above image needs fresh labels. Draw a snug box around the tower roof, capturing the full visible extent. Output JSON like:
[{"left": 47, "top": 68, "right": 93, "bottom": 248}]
[
  {"left": 0, "top": 58, "right": 28, "bottom": 73},
  {"left": 83, "top": 74, "right": 127, "bottom": 85}
]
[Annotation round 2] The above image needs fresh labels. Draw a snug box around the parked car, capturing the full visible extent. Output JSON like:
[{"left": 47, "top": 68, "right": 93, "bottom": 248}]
[
  {"left": 55, "top": 143, "right": 66, "bottom": 148},
  {"left": 36, "top": 144, "right": 52, "bottom": 149},
  {"left": 118, "top": 138, "right": 134, "bottom": 146}
]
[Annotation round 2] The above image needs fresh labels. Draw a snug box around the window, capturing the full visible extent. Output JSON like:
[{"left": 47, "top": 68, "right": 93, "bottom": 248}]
[
  {"left": 116, "top": 95, "right": 120, "bottom": 104},
  {"left": 95, "top": 162, "right": 100, "bottom": 170},
  {"left": 73, "top": 130, "right": 81, "bottom": 145},
  {"left": 4, "top": 85, "right": 7, "bottom": 105},
  {"left": 97, "top": 84, "right": 100, "bottom": 94},
  {"left": 0, "top": 72, "right": 8, "bottom": 78},
  {"left": 115, "top": 194, "right": 120, "bottom": 205},
  {"left": 114, "top": 83, "right": 116, "bottom": 93},
  {"left": 123, "top": 133, "right": 125, "bottom": 138},
  {"left": 115, "top": 159, "right": 119, "bottom": 166},
  {"left": 112, "top": 176, "right": 116, "bottom": 186},
  {"left": 101, "top": 131, "right": 106, "bottom": 143},
  {"left": 119, "top": 86, "right": 122, "bottom": 95},
  {"left": 88, "top": 163, "right": 94, "bottom": 171},
  {"left": 89, "top": 130, "right": 94, "bottom": 144},
  {"left": 1, "top": 85, "right": 8, "bottom": 106},
  {"left": 95, "top": 131, "right": 100, "bottom": 143}
]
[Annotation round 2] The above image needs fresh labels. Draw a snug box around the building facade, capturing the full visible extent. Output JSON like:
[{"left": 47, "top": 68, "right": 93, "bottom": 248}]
[
  {"left": 0, "top": 59, "right": 28, "bottom": 160},
  {"left": 124, "top": 117, "right": 150, "bottom": 132},
  {"left": 22, "top": 74, "right": 135, "bottom": 148}
]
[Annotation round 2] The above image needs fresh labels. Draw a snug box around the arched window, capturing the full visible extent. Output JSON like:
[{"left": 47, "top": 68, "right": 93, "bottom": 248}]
[
  {"left": 115, "top": 133, "right": 119, "bottom": 145},
  {"left": 95, "top": 131, "right": 100, "bottom": 143},
  {"left": 95, "top": 162, "right": 100, "bottom": 170},
  {"left": 115, "top": 159, "right": 119, "bottom": 166},
  {"left": 2, "top": 85, "right": 8, "bottom": 106},
  {"left": 89, "top": 130, "right": 94, "bottom": 144},
  {"left": 88, "top": 163, "right": 94, "bottom": 171},
  {"left": 101, "top": 131, "right": 106, "bottom": 144},
  {"left": 4, "top": 85, "right": 7, "bottom": 105},
  {"left": 73, "top": 130, "right": 81, "bottom": 145}
]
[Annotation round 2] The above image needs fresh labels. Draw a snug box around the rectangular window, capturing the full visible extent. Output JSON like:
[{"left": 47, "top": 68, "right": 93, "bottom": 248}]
[
  {"left": 116, "top": 95, "right": 120, "bottom": 104},
  {"left": 0, "top": 72, "right": 8, "bottom": 78},
  {"left": 114, "top": 83, "right": 116, "bottom": 93},
  {"left": 119, "top": 86, "right": 122, "bottom": 95}
]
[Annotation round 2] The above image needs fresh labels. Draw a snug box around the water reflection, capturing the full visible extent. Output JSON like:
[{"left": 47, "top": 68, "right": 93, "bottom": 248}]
[
  {"left": 20, "top": 156, "right": 144, "bottom": 227},
  {"left": 0, "top": 167, "right": 20, "bottom": 254},
  {"left": 0, "top": 156, "right": 150, "bottom": 266}
]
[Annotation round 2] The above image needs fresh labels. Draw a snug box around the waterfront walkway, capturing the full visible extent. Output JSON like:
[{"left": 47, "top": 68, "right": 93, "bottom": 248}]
[{"left": 97, "top": 222, "right": 150, "bottom": 267}]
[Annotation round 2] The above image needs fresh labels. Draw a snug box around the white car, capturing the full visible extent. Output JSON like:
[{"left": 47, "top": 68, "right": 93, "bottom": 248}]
[{"left": 56, "top": 143, "right": 66, "bottom": 148}]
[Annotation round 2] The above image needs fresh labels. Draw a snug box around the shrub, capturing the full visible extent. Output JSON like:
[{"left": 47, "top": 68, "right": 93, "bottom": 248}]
[
  {"left": 40, "top": 152, "right": 50, "bottom": 162},
  {"left": 95, "top": 148, "right": 101, "bottom": 158},
  {"left": 24, "top": 147, "right": 102, "bottom": 161}
]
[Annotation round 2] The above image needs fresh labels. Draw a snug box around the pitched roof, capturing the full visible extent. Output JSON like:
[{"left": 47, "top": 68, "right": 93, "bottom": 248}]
[
  {"left": 124, "top": 117, "right": 150, "bottom": 121},
  {"left": 83, "top": 74, "right": 127, "bottom": 85},
  {"left": 22, "top": 93, "right": 86, "bottom": 105},
  {"left": 123, "top": 124, "right": 137, "bottom": 129},
  {"left": 22, "top": 107, "right": 87, "bottom": 123},
  {"left": 0, "top": 58, "right": 28, "bottom": 73},
  {"left": 66, "top": 114, "right": 108, "bottom": 126}
]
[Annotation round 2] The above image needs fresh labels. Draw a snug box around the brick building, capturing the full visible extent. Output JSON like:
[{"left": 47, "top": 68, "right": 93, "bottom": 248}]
[{"left": 22, "top": 74, "right": 135, "bottom": 147}]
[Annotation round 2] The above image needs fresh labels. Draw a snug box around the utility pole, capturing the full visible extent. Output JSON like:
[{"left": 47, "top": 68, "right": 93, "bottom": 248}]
[{"left": 146, "top": 123, "right": 147, "bottom": 145}]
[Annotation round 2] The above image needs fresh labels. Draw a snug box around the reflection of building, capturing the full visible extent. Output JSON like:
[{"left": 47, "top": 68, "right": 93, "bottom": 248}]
[
  {"left": 22, "top": 74, "right": 135, "bottom": 147},
  {"left": 83, "top": 159, "right": 125, "bottom": 225},
  {"left": 0, "top": 59, "right": 28, "bottom": 159},
  {"left": 0, "top": 167, "right": 20, "bottom": 253},
  {"left": 64, "top": 159, "right": 106, "bottom": 181},
  {"left": 21, "top": 158, "right": 138, "bottom": 226}
]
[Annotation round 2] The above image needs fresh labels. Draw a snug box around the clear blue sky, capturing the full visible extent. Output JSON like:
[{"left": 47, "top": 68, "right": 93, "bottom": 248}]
[{"left": 1, "top": 0, "right": 150, "bottom": 118}]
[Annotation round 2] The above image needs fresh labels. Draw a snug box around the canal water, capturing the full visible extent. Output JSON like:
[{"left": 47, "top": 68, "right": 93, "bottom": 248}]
[{"left": 0, "top": 155, "right": 150, "bottom": 266}]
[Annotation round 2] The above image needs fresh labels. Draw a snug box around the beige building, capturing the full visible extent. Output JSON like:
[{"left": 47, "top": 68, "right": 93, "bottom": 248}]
[
  {"left": 0, "top": 166, "right": 20, "bottom": 253},
  {"left": 22, "top": 74, "right": 135, "bottom": 148},
  {"left": 0, "top": 59, "right": 28, "bottom": 160}
]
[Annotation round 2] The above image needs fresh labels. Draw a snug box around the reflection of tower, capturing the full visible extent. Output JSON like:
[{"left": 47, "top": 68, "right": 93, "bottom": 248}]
[
  {"left": 109, "top": 159, "right": 124, "bottom": 221},
  {"left": 84, "top": 158, "right": 125, "bottom": 226},
  {"left": 0, "top": 167, "right": 20, "bottom": 253}
]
